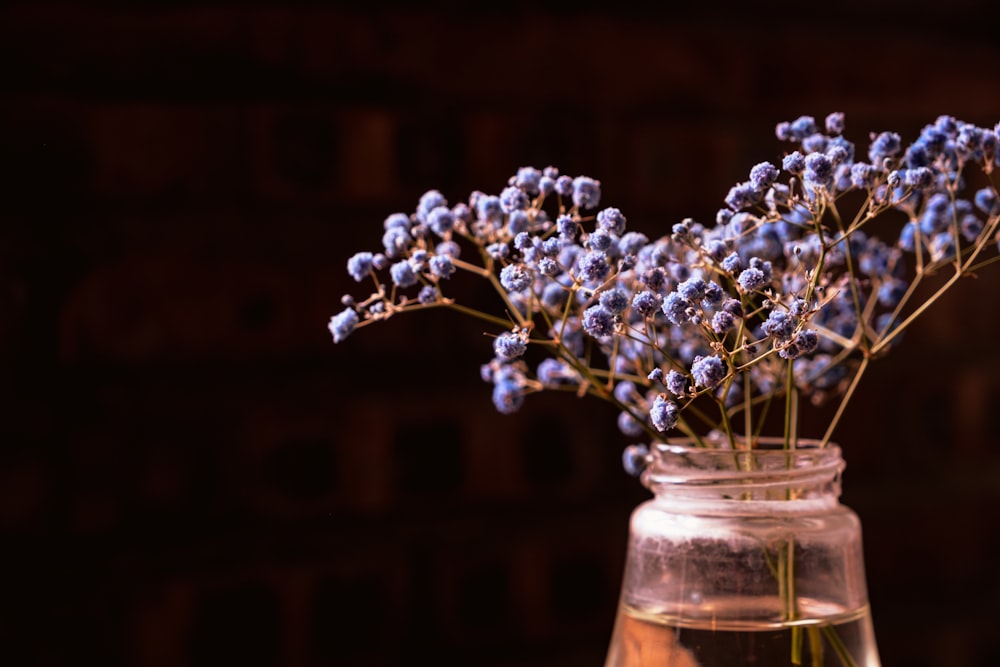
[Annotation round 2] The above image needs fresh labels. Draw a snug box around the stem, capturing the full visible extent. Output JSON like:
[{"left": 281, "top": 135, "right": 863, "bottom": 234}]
[
  {"left": 808, "top": 626, "right": 825, "bottom": 667},
  {"left": 822, "top": 625, "right": 859, "bottom": 667},
  {"left": 820, "top": 355, "right": 869, "bottom": 448}
]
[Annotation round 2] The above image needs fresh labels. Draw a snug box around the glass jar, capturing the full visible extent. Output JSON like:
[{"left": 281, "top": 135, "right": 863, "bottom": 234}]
[{"left": 604, "top": 440, "right": 881, "bottom": 666}]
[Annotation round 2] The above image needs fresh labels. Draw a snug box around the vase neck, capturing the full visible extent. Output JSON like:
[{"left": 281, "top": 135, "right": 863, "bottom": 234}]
[{"left": 641, "top": 441, "right": 844, "bottom": 513}]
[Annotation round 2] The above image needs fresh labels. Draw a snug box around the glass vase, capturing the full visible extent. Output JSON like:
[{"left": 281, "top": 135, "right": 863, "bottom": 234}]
[{"left": 604, "top": 440, "right": 881, "bottom": 666}]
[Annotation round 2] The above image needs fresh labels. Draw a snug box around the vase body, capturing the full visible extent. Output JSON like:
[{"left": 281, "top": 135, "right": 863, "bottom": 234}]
[{"left": 605, "top": 441, "right": 880, "bottom": 667}]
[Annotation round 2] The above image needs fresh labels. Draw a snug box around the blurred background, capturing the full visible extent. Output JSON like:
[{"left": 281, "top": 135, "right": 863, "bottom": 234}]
[{"left": 2, "top": 2, "right": 1000, "bottom": 665}]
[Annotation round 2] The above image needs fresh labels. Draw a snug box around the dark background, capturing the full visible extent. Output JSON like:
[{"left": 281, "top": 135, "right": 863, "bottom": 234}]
[{"left": 2, "top": 2, "right": 1000, "bottom": 666}]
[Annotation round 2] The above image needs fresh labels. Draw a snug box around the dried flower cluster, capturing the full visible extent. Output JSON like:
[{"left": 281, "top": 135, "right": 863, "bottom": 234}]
[{"left": 331, "top": 113, "right": 1000, "bottom": 471}]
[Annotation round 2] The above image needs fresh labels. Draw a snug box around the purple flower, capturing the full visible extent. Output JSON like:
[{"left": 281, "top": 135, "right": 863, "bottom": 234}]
[
  {"left": 621, "top": 443, "right": 649, "bottom": 476},
  {"left": 577, "top": 251, "right": 610, "bottom": 282},
  {"left": 662, "top": 292, "right": 692, "bottom": 325},
  {"left": 429, "top": 255, "right": 455, "bottom": 279},
  {"left": 418, "top": 285, "right": 438, "bottom": 304},
  {"left": 328, "top": 308, "right": 359, "bottom": 343},
  {"left": 975, "top": 187, "right": 999, "bottom": 215},
  {"left": 389, "top": 260, "right": 418, "bottom": 287},
  {"left": 599, "top": 288, "right": 629, "bottom": 314},
  {"left": 492, "top": 377, "right": 524, "bottom": 414},
  {"left": 631, "top": 290, "right": 662, "bottom": 318},
  {"left": 868, "top": 131, "right": 902, "bottom": 164},
  {"left": 666, "top": 370, "right": 688, "bottom": 397},
  {"left": 690, "top": 354, "right": 726, "bottom": 388},
  {"left": 850, "top": 163, "right": 875, "bottom": 189},
  {"left": 825, "top": 112, "right": 845, "bottom": 135},
  {"left": 721, "top": 252, "right": 743, "bottom": 274},
  {"left": 677, "top": 277, "right": 706, "bottom": 302},
  {"left": 589, "top": 230, "right": 614, "bottom": 252},
  {"left": 427, "top": 206, "right": 455, "bottom": 236},
  {"left": 762, "top": 310, "right": 796, "bottom": 342},
  {"left": 650, "top": 394, "right": 679, "bottom": 432},
  {"left": 500, "top": 264, "right": 532, "bottom": 292},
  {"left": 804, "top": 152, "right": 834, "bottom": 189},
  {"left": 347, "top": 252, "right": 374, "bottom": 282},
  {"left": 711, "top": 310, "right": 736, "bottom": 334},
  {"left": 737, "top": 267, "right": 766, "bottom": 292},
  {"left": 417, "top": 190, "right": 447, "bottom": 222},
  {"left": 750, "top": 162, "right": 778, "bottom": 190},
  {"left": 382, "top": 226, "right": 412, "bottom": 257},
  {"left": 499, "top": 185, "right": 530, "bottom": 213},
  {"left": 476, "top": 195, "right": 503, "bottom": 221},
  {"left": 512, "top": 166, "right": 542, "bottom": 193},
  {"left": 596, "top": 207, "right": 627, "bottom": 235},
  {"left": 494, "top": 331, "right": 527, "bottom": 360},
  {"left": 782, "top": 151, "right": 806, "bottom": 175},
  {"left": 618, "top": 412, "right": 644, "bottom": 438},
  {"left": 725, "top": 182, "right": 758, "bottom": 211},
  {"left": 572, "top": 176, "right": 602, "bottom": 209},
  {"left": 582, "top": 305, "right": 616, "bottom": 338}
]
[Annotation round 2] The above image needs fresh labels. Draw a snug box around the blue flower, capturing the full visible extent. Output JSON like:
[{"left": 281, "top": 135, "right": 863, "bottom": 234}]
[
  {"left": 347, "top": 252, "right": 374, "bottom": 282},
  {"left": 328, "top": 308, "right": 359, "bottom": 343},
  {"left": 582, "top": 305, "right": 616, "bottom": 338},
  {"left": 614, "top": 380, "right": 637, "bottom": 404},
  {"left": 418, "top": 286, "right": 438, "bottom": 304},
  {"left": 782, "top": 151, "right": 806, "bottom": 175},
  {"left": 599, "top": 288, "right": 629, "bottom": 314},
  {"left": 500, "top": 186, "right": 530, "bottom": 213},
  {"left": 512, "top": 166, "right": 542, "bottom": 193},
  {"left": 589, "top": 230, "right": 614, "bottom": 252},
  {"left": 677, "top": 277, "right": 706, "bottom": 302},
  {"left": 389, "top": 260, "right": 418, "bottom": 287},
  {"left": 555, "top": 175, "right": 574, "bottom": 197},
  {"left": 597, "top": 207, "right": 627, "bottom": 235},
  {"left": 427, "top": 206, "right": 455, "bottom": 236},
  {"left": 537, "top": 358, "right": 577, "bottom": 386},
  {"left": 725, "top": 182, "right": 758, "bottom": 211},
  {"left": 825, "top": 112, "right": 845, "bottom": 135},
  {"left": 666, "top": 369, "right": 688, "bottom": 397},
  {"left": 850, "top": 163, "right": 875, "bottom": 189},
  {"left": 711, "top": 310, "right": 736, "bottom": 334},
  {"left": 702, "top": 281, "right": 724, "bottom": 306},
  {"left": 737, "top": 267, "right": 766, "bottom": 292},
  {"left": 494, "top": 331, "right": 527, "bottom": 360},
  {"left": 803, "top": 152, "right": 834, "bottom": 189},
  {"left": 721, "top": 252, "right": 743, "bottom": 274},
  {"left": 632, "top": 290, "right": 662, "bottom": 318},
  {"left": 556, "top": 214, "right": 578, "bottom": 241},
  {"left": 762, "top": 310, "right": 796, "bottom": 342},
  {"left": 662, "top": 292, "right": 692, "bottom": 325},
  {"left": 383, "top": 212, "right": 410, "bottom": 230},
  {"left": 619, "top": 231, "right": 648, "bottom": 255},
  {"left": 618, "top": 412, "right": 644, "bottom": 437},
  {"left": 577, "top": 251, "right": 610, "bottom": 282},
  {"left": 417, "top": 190, "right": 447, "bottom": 222},
  {"left": 476, "top": 195, "right": 503, "bottom": 221},
  {"left": 429, "top": 255, "right": 455, "bottom": 279},
  {"left": 492, "top": 377, "right": 524, "bottom": 414},
  {"left": 868, "top": 131, "right": 902, "bottom": 164},
  {"left": 572, "top": 176, "right": 602, "bottom": 209},
  {"left": 507, "top": 210, "right": 530, "bottom": 236},
  {"left": 621, "top": 443, "right": 649, "bottom": 476},
  {"left": 690, "top": 354, "right": 726, "bottom": 388},
  {"left": 382, "top": 226, "right": 412, "bottom": 258},
  {"left": 500, "top": 264, "right": 532, "bottom": 292},
  {"left": 975, "top": 187, "right": 999, "bottom": 215},
  {"left": 650, "top": 394, "right": 679, "bottom": 432}
]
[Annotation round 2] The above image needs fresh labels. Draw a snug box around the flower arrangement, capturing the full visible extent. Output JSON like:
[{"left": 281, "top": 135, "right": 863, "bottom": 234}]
[{"left": 330, "top": 113, "right": 1000, "bottom": 471}]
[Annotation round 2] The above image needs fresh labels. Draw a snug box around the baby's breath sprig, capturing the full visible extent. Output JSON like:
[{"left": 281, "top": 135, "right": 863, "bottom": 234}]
[{"left": 331, "top": 114, "right": 1000, "bottom": 472}]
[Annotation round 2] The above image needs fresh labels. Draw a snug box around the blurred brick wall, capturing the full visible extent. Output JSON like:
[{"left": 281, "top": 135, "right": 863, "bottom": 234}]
[{"left": 1, "top": 3, "right": 999, "bottom": 666}]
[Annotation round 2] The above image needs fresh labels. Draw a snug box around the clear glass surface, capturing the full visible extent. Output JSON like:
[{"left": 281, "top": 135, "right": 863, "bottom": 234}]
[{"left": 605, "top": 440, "right": 881, "bottom": 667}]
